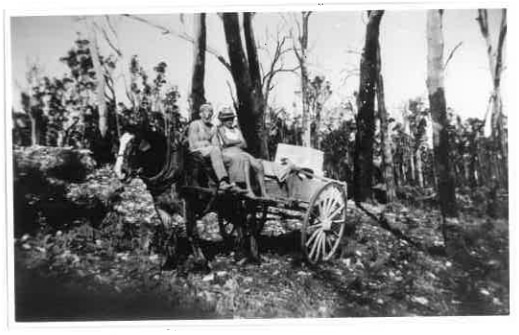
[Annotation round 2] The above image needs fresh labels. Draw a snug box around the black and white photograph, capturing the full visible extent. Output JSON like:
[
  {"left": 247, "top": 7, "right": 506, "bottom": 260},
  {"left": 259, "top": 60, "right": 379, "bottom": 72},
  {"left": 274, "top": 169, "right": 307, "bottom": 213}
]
[{"left": 2, "top": 0, "right": 514, "bottom": 330}]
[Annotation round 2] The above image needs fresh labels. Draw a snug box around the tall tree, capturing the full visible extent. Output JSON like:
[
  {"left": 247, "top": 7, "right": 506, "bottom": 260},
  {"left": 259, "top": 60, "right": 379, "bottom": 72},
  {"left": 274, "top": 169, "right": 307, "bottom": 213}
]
[
  {"left": 308, "top": 75, "right": 332, "bottom": 149},
  {"left": 260, "top": 31, "right": 299, "bottom": 117},
  {"left": 426, "top": 9, "right": 457, "bottom": 218},
  {"left": 23, "top": 63, "right": 44, "bottom": 146},
  {"left": 375, "top": 38, "right": 396, "bottom": 202},
  {"left": 243, "top": 12, "right": 269, "bottom": 158},
  {"left": 88, "top": 19, "right": 109, "bottom": 139},
  {"left": 353, "top": 10, "right": 384, "bottom": 203},
  {"left": 476, "top": 9, "right": 507, "bottom": 185},
  {"left": 190, "top": 13, "right": 207, "bottom": 121},
  {"left": 292, "top": 12, "right": 312, "bottom": 147},
  {"left": 222, "top": 12, "right": 268, "bottom": 158}
]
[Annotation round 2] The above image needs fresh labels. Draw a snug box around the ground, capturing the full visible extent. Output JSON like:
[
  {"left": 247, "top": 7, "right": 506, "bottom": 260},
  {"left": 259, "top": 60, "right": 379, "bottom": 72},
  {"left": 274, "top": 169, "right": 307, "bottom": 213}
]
[{"left": 12, "top": 151, "right": 509, "bottom": 320}]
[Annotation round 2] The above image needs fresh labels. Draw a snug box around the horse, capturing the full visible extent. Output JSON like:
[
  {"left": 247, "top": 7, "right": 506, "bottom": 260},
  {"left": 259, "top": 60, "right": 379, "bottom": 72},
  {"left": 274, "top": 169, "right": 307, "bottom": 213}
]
[{"left": 113, "top": 126, "right": 262, "bottom": 271}]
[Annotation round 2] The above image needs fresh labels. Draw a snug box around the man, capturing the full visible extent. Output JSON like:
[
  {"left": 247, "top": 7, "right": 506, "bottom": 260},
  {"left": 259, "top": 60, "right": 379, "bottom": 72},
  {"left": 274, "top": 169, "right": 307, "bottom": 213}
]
[
  {"left": 214, "top": 107, "right": 267, "bottom": 198},
  {"left": 187, "top": 103, "right": 232, "bottom": 191}
]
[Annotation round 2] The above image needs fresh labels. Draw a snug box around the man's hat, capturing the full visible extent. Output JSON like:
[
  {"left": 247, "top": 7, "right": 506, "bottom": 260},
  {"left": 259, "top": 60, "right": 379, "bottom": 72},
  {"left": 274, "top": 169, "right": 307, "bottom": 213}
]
[{"left": 218, "top": 108, "right": 235, "bottom": 121}]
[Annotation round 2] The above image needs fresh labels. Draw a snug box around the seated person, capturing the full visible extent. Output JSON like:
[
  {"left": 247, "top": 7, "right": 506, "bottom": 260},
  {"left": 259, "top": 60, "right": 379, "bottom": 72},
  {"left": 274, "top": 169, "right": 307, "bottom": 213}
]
[
  {"left": 187, "top": 103, "right": 233, "bottom": 191},
  {"left": 214, "top": 107, "right": 267, "bottom": 198}
]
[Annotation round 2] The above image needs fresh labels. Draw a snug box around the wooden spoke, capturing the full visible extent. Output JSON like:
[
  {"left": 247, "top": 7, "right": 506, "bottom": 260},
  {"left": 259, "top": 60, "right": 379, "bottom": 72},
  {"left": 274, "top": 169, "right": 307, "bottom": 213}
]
[
  {"left": 306, "top": 222, "right": 323, "bottom": 231},
  {"left": 327, "top": 203, "right": 345, "bottom": 221},
  {"left": 308, "top": 231, "right": 322, "bottom": 260},
  {"left": 302, "top": 182, "right": 348, "bottom": 264},
  {"left": 320, "top": 230, "right": 327, "bottom": 258},
  {"left": 305, "top": 228, "right": 321, "bottom": 247}
]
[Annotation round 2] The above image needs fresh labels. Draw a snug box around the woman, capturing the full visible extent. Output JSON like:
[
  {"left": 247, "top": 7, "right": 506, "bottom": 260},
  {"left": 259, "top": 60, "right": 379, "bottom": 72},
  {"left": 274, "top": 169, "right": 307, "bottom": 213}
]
[{"left": 214, "top": 107, "right": 267, "bottom": 198}]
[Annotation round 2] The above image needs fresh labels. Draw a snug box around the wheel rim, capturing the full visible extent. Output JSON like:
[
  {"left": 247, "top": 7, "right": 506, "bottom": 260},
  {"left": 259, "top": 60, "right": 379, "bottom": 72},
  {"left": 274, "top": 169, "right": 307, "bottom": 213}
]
[{"left": 302, "top": 182, "right": 347, "bottom": 264}]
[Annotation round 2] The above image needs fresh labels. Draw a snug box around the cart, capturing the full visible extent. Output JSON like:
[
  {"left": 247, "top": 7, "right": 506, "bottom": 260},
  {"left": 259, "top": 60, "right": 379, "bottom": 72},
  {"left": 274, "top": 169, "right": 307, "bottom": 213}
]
[{"left": 181, "top": 143, "right": 349, "bottom": 264}]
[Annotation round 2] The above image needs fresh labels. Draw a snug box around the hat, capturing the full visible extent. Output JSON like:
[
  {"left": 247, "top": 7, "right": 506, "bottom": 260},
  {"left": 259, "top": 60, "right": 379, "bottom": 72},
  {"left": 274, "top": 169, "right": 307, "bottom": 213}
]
[
  {"left": 218, "top": 108, "right": 235, "bottom": 121},
  {"left": 199, "top": 103, "right": 213, "bottom": 113}
]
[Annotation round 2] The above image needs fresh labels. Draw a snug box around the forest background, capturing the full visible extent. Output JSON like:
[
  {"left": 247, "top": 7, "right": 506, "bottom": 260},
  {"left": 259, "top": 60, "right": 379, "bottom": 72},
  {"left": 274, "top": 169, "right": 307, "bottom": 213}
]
[{"left": 2, "top": 0, "right": 519, "bottom": 332}]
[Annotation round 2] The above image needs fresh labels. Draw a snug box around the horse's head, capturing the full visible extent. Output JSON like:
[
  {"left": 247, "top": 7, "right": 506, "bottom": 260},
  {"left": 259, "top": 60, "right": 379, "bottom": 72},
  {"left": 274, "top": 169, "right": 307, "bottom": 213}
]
[
  {"left": 114, "top": 128, "right": 185, "bottom": 186},
  {"left": 114, "top": 131, "right": 145, "bottom": 183}
]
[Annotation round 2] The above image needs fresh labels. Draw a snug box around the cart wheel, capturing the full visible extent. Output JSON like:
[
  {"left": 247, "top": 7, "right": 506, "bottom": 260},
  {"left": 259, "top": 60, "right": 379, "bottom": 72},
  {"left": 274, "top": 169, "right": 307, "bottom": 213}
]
[
  {"left": 218, "top": 214, "right": 236, "bottom": 242},
  {"left": 302, "top": 182, "right": 347, "bottom": 264}
]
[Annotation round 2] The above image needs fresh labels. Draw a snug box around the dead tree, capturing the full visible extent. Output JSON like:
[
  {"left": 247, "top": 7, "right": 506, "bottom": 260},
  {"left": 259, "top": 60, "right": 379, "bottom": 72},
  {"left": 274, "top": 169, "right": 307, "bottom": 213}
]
[
  {"left": 476, "top": 9, "right": 507, "bottom": 186},
  {"left": 190, "top": 13, "right": 207, "bottom": 120},
  {"left": 375, "top": 38, "right": 396, "bottom": 202},
  {"left": 353, "top": 10, "right": 384, "bottom": 203},
  {"left": 292, "top": 11, "right": 312, "bottom": 147},
  {"left": 222, "top": 12, "right": 268, "bottom": 158},
  {"left": 426, "top": 9, "right": 457, "bottom": 219},
  {"left": 260, "top": 31, "right": 299, "bottom": 114},
  {"left": 88, "top": 18, "right": 109, "bottom": 139}
]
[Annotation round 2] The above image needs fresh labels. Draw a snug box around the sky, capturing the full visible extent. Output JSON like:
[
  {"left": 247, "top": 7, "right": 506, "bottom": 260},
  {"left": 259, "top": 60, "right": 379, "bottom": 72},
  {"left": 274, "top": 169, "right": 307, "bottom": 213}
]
[{"left": 9, "top": 8, "right": 507, "bottom": 123}]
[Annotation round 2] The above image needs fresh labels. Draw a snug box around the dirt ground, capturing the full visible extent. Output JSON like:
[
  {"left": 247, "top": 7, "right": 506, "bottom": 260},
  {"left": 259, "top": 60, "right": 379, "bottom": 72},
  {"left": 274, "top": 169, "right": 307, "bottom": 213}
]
[{"left": 13, "top": 167, "right": 509, "bottom": 320}]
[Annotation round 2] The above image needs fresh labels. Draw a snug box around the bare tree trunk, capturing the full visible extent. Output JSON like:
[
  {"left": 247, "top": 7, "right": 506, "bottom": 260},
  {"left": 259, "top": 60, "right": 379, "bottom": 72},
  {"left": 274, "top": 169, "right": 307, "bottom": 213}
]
[
  {"left": 415, "top": 148, "right": 424, "bottom": 188},
  {"left": 293, "top": 12, "right": 312, "bottom": 148},
  {"left": 89, "top": 22, "right": 108, "bottom": 139},
  {"left": 376, "top": 38, "right": 396, "bottom": 202},
  {"left": 314, "top": 104, "right": 322, "bottom": 149},
  {"left": 476, "top": 9, "right": 507, "bottom": 187},
  {"left": 190, "top": 13, "right": 206, "bottom": 121},
  {"left": 243, "top": 12, "right": 268, "bottom": 158},
  {"left": 222, "top": 12, "right": 268, "bottom": 159},
  {"left": 354, "top": 10, "right": 384, "bottom": 203},
  {"left": 426, "top": 9, "right": 457, "bottom": 218},
  {"left": 409, "top": 148, "right": 416, "bottom": 184},
  {"left": 28, "top": 111, "right": 40, "bottom": 146}
]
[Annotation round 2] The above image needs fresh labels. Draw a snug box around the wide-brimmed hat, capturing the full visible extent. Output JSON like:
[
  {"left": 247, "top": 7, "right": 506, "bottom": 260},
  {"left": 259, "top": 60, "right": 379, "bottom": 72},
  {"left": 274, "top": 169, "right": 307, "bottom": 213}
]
[{"left": 218, "top": 108, "right": 235, "bottom": 121}]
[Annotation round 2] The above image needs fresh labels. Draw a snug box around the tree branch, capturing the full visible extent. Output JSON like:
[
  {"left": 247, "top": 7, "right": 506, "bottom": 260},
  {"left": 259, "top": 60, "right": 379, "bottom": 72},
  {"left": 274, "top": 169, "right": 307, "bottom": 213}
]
[
  {"left": 94, "top": 21, "right": 122, "bottom": 57},
  {"left": 444, "top": 41, "right": 463, "bottom": 70},
  {"left": 494, "top": 9, "right": 507, "bottom": 84},
  {"left": 122, "top": 14, "right": 232, "bottom": 73}
]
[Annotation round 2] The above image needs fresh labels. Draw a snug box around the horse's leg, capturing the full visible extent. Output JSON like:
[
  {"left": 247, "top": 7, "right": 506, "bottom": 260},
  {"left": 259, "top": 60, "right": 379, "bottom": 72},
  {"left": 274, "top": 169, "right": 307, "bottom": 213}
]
[
  {"left": 184, "top": 197, "right": 208, "bottom": 270},
  {"left": 153, "top": 205, "right": 179, "bottom": 270},
  {"left": 232, "top": 201, "right": 247, "bottom": 263},
  {"left": 246, "top": 202, "right": 261, "bottom": 264}
]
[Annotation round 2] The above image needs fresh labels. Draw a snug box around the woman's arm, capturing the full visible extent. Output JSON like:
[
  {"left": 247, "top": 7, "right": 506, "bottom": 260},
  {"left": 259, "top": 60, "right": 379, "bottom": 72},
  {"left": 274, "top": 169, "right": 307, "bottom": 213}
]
[{"left": 235, "top": 128, "right": 247, "bottom": 149}]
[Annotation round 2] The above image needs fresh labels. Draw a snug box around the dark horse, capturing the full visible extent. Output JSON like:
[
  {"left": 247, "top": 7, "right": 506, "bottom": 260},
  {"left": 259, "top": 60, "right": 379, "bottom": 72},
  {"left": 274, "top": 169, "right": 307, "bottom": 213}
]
[{"left": 114, "top": 127, "right": 262, "bottom": 270}]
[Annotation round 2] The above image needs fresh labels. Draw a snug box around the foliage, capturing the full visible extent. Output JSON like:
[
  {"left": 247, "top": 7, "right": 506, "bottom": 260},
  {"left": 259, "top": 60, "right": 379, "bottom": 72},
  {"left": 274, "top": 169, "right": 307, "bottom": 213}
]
[
  {"left": 119, "top": 56, "right": 184, "bottom": 136},
  {"left": 14, "top": 37, "right": 102, "bottom": 150}
]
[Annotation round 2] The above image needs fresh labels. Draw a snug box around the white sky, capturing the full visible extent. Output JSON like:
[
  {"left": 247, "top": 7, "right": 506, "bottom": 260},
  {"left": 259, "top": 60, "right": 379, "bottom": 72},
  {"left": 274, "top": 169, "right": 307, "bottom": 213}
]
[{"left": 9, "top": 8, "right": 507, "bottom": 122}]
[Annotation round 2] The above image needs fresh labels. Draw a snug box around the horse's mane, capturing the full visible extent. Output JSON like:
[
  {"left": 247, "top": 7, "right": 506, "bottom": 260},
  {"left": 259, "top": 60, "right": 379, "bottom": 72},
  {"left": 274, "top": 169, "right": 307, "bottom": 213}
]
[{"left": 138, "top": 129, "right": 184, "bottom": 195}]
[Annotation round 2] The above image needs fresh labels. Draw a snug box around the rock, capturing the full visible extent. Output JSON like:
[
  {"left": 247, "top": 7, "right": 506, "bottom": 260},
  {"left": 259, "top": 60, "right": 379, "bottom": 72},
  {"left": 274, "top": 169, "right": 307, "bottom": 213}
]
[
  {"left": 480, "top": 288, "right": 490, "bottom": 296},
  {"left": 411, "top": 296, "right": 429, "bottom": 306},
  {"left": 202, "top": 273, "right": 214, "bottom": 282}
]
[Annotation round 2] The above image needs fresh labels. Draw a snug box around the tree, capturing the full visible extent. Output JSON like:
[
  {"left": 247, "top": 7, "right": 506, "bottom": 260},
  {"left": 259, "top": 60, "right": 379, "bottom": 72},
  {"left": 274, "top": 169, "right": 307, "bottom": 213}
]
[
  {"left": 222, "top": 12, "right": 268, "bottom": 159},
  {"left": 476, "top": 9, "right": 507, "bottom": 187},
  {"left": 292, "top": 12, "right": 312, "bottom": 147},
  {"left": 190, "top": 13, "right": 207, "bottom": 120},
  {"left": 375, "top": 37, "right": 396, "bottom": 201},
  {"left": 426, "top": 9, "right": 457, "bottom": 219},
  {"left": 23, "top": 63, "right": 45, "bottom": 146},
  {"left": 407, "top": 98, "right": 429, "bottom": 188},
  {"left": 87, "top": 18, "right": 109, "bottom": 139},
  {"left": 353, "top": 10, "right": 384, "bottom": 203},
  {"left": 260, "top": 28, "right": 299, "bottom": 116},
  {"left": 308, "top": 75, "right": 332, "bottom": 149}
]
